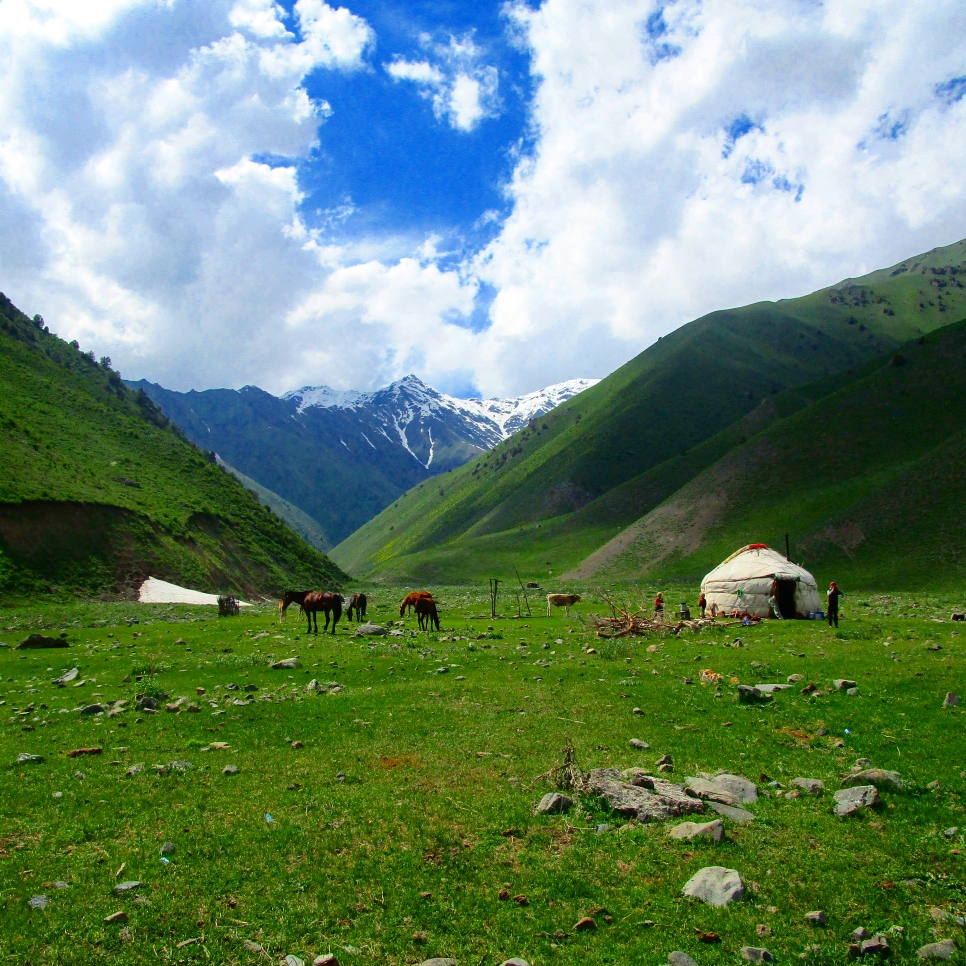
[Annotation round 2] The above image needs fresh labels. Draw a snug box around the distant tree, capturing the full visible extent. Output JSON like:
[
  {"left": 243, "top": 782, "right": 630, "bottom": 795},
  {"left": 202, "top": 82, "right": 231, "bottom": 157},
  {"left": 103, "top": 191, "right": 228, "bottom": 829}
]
[
  {"left": 86, "top": 350, "right": 96, "bottom": 362},
  {"left": 32, "top": 314, "right": 44, "bottom": 329},
  {"left": 70, "top": 340, "right": 80, "bottom": 350},
  {"left": 99, "top": 356, "right": 112, "bottom": 369}
]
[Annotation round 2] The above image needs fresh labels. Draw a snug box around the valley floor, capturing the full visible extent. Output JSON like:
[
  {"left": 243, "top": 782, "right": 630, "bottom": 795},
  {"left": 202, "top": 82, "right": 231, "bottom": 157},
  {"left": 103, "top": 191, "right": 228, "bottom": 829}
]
[{"left": 2, "top": 588, "right": 965, "bottom": 964}]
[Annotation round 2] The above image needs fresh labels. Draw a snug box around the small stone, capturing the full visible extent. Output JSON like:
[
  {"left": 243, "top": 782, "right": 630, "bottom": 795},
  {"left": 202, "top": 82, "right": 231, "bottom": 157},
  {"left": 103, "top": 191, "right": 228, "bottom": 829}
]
[
  {"left": 738, "top": 685, "right": 771, "bottom": 704},
  {"left": 313, "top": 956, "right": 340, "bottom": 966},
  {"left": 834, "top": 679, "right": 857, "bottom": 690},
  {"left": 115, "top": 880, "right": 142, "bottom": 892},
  {"left": 834, "top": 785, "right": 880, "bottom": 817},
  {"left": 534, "top": 792, "right": 572, "bottom": 815},
  {"left": 418, "top": 960, "right": 454, "bottom": 966},
  {"left": 682, "top": 866, "right": 744, "bottom": 907},
  {"left": 80, "top": 704, "right": 104, "bottom": 715},
  {"left": 52, "top": 791, "right": 63, "bottom": 799},
  {"left": 54, "top": 881, "right": 68, "bottom": 889},
  {"left": 243, "top": 941, "right": 266, "bottom": 954},
  {"left": 658, "top": 762, "right": 674, "bottom": 773},
  {"left": 944, "top": 693, "right": 960, "bottom": 708},
  {"left": 787, "top": 673, "right": 804, "bottom": 683},
  {"left": 629, "top": 738, "right": 650, "bottom": 750},
  {"left": 16, "top": 753, "right": 43, "bottom": 764},
  {"left": 757, "top": 924, "right": 772, "bottom": 938},
  {"left": 633, "top": 707, "right": 644, "bottom": 715},
  {"left": 945, "top": 827, "right": 959, "bottom": 839},
  {"left": 805, "top": 910, "right": 828, "bottom": 925},
  {"left": 792, "top": 777, "right": 825, "bottom": 796},
  {"left": 655, "top": 754, "right": 673, "bottom": 766},
  {"left": 291, "top": 740, "right": 304, "bottom": 749},
  {"left": 918, "top": 939, "right": 957, "bottom": 960},
  {"left": 126, "top": 763, "right": 144, "bottom": 776},
  {"left": 196, "top": 687, "right": 206, "bottom": 695},
  {"left": 223, "top": 765, "right": 239, "bottom": 775},
  {"left": 740, "top": 948, "right": 774, "bottom": 963},
  {"left": 846, "top": 687, "right": 859, "bottom": 696},
  {"left": 29, "top": 895, "right": 48, "bottom": 910},
  {"left": 285, "top": 957, "right": 306, "bottom": 966},
  {"left": 852, "top": 928, "right": 869, "bottom": 941},
  {"left": 860, "top": 935, "right": 889, "bottom": 955},
  {"left": 499, "top": 960, "right": 529, "bottom": 966},
  {"left": 842, "top": 768, "right": 903, "bottom": 791},
  {"left": 104, "top": 911, "right": 129, "bottom": 924},
  {"left": 667, "top": 819, "right": 724, "bottom": 843},
  {"left": 816, "top": 726, "right": 827, "bottom": 736},
  {"left": 52, "top": 667, "right": 79, "bottom": 686},
  {"left": 668, "top": 955, "right": 698, "bottom": 966},
  {"left": 707, "top": 801, "right": 755, "bottom": 822},
  {"left": 271, "top": 657, "right": 301, "bottom": 669},
  {"left": 574, "top": 916, "right": 596, "bottom": 931},
  {"left": 160, "top": 842, "right": 176, "bottom": 856}
]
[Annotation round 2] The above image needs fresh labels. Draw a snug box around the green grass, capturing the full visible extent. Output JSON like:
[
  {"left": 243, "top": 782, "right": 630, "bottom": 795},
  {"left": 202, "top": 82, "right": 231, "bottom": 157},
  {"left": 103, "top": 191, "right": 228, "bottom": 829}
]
[
  {"left": 332, "top": 237, "right": 966, "bottom": 582},
  {"left": 576, "top": 318, "right": 966, "bottom": 589},
  {"left": 0, "top": 293, "right": 345, "bottom": 598},
  {"left": 3, "top": 591, "right": 966, "bottom": 964}
]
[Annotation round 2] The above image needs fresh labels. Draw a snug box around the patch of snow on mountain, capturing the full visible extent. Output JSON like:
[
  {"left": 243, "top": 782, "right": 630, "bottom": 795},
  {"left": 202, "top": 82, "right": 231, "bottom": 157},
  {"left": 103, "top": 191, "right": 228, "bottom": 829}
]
[{"left": 283, "top": 385, "right": 362, "bottom": 413}]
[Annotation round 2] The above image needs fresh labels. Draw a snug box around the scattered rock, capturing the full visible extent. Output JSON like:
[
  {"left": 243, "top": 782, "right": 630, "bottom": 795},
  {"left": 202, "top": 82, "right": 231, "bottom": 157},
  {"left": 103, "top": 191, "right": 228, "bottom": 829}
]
[
  {"left": 126, "top": 763, "right": 144, "bottom": 776},
  {"left": 944, "top": 693, "right": 960, "bottom": 708},
  {"left": 29, "top": 895, "right": 48, "bottom": 910},
  {"left": 787, "top": 674, "right": 804, "bottom": 683},
  {"left": 243, "top": 941, "right": 266, "bottom": 954},
  {"left": 574, "top": 916, "right": 596, "bottom": 931},
  {"left": 66, "top": 746, "right": 102, "bottom": 758},
  {"left": 18, "top": 633, "right": 69, "bottom": 649},
  {"left": 534, "top": 792, "right": 572, "bottom": 815},
  {"left": 630, "top": 738, "right": 650, "bottom": 750},
  {"left": 80, "top": 704, "right": 104, "bottom": 715},
  {"left": 291, "top": 740, "right": 304, "bottom": 749},
  {"left": 499, "top": 959, "right": 529, "bottom": 966},
  {"left": 754, "top": 684, "right": 790, "bottom": 694},
  {"left": 418, "top": 960, "right": 455, "bottom": 966},
  {"left": 918, "top": 939, "right": 957, "bottom": 960},
  {"left": 706, "top": 801, "right": 755, "bottom": 822},
  {"left": 586, "top": 768, "right": 705, "bottom": 822},
  {"left": 738, "top": 685, "right": 771, "bottom": 704},
  {"left": 834, "top": 785, "right": 880, "bottom": 817},
  {"left": 667, "top": 819, "right": 724, "bottom": 843},
  {"left": 860, "top": 935, "right": 889, "bottom": 955},
  {"left": 792, "top": 778, "right": 825, "bottom": 796},
  {"left": 285, "top": 957, "right": 306, "bottom": 966},
  {"left": 805, "top": 910, "right": 828, "bottom": 925},
  {"left": 847, "top": 687, "right": 859, "bottom": 696},
  {"left": 104, "top": 911, "right": 129, "bottom": 924},
  {"left": 668, "top": 954, "right": 699, "bottom": 966},
  {"left": 160, "top": 842, "right": 176, "bottom": 856},
  {"left": 313, "top": 956, "right": 340, "bottom": 966},
  {"left": 115, "top": 880, "right": 142, "bottom": 893},
  {"left": 842, "top": 768, "right": 903, "bottom": 791},
  {"left": 852, "top": 928, "right": 870, "bottom": 941},
  {"left": 356, "top": 623, "right": 387, "bottom": 636},
  {"left": 53, "top": 668, "right": 79, "bottom": 686},
  {"left": 136, "top": 696, "right": 159, "bottom": 711},
  {"left": 633, "top": 707, "right": 644, "bottom": 715},
  {"left": 834, "top": 679, "right": 857, "bottom": 691},
  {"left": 681, "top": 866, "right": 744, "bottom": 907},
  {"left": 16, "top": 753, "right": 43, "bottom": 764},
  {"left": 740, "top": 949, "right": 774, "bottom": 963},
  {"left": 685, "top": 777, "right": 739, "bottom": 806},
  {"left": 223, "top": 765, "right": 239, "bottom": 775},
  {"left": 944, "top": 827, "right": 959, "bottom": 839},
  {"left": 271, "top": 657, "right": 301, "bottom": 670}
]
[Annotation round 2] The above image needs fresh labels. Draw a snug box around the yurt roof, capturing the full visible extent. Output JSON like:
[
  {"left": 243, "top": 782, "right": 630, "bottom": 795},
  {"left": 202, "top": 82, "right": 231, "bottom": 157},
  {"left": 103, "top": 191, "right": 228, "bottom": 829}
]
[{"left": 702, "top": 544, "right": 818, "bottom": 588}]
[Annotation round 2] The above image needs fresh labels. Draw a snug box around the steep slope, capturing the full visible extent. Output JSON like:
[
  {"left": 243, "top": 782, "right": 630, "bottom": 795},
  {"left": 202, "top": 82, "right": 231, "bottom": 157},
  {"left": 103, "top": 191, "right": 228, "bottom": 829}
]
[
  {"left": 333, "top": 236, "right": 966, "bottom": 581},
  {"left": 569, "top": 318, "right": 966, "bottom": 589},
  {"left": 0, "top": 293, "right": 345, "bottom": 599},
  {"left": 133, "top": 375, "right": 597, "bottom": 546}
]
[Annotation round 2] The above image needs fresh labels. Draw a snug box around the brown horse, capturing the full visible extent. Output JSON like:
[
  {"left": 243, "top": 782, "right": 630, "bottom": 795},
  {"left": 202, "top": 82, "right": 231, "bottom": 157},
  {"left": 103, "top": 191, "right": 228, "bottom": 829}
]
[
  {"left": 282, "top": 590, "right": 342, "bottom": 634},
  {"left": 346, "top": 592, "right": 368, "bottom": 622},
  {"left": 414, "top": 596, "right": 440, "bottom": 631},
  {"left": 400, "top": 591, "right": 433, "bottom": 618}
]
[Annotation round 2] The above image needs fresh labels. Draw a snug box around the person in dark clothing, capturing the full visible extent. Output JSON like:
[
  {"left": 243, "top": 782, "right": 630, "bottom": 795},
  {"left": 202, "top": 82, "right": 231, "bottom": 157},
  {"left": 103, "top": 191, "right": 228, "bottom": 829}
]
[{"left": 827, "top": 581, "right": 843, "bottom": 627}]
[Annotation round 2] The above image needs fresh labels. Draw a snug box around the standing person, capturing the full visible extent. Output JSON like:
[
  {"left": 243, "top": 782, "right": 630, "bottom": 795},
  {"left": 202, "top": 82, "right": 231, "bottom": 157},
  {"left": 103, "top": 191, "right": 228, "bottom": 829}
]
[
  {"left": 698, "top": 592, "right": 707, "bottom": 619},
  {"left": 827, "top": 581, "right": 843, "bottom": 627},
  {"left": 654, "top": 592, "right": 664, "bottom": 621}
]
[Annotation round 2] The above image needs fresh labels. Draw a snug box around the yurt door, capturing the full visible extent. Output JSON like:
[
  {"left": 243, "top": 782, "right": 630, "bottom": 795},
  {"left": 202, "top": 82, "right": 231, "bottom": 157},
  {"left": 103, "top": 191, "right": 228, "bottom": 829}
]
[{"left": 776, "top": 579, "right": 797, "bottom": 619}]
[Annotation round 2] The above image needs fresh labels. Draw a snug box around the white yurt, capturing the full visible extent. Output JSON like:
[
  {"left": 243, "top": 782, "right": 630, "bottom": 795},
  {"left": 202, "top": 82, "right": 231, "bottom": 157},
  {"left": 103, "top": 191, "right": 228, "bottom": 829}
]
[{"left": 701, "top": 544, "right": 822, "bottom": 619}]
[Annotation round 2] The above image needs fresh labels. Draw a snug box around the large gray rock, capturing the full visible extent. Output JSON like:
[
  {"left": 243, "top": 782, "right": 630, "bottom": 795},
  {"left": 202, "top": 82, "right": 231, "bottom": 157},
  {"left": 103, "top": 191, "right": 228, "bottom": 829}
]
[
  {"left": 703, "top": 772, "right": 758, "bottom": 804},
  {"left": 834, "top": 784, "right": 880, "bottom": 817},
  {"left": 918, "top": 939, "right": 957, "bottom": 960},
  {"left": 737, "top": 685, "right": 771, "bottom": 704},
  {"left": 681, "top": 866, "right": 744, "bottom": 907},
  {"left": 842, "top": 768, "right": 903, "bottom": 791},
  {"left": 754, "top": 684, "right": 790, "bottom": 694},
  {"left": 419, "top": 960, "right": 457, "bottom": 966},
  {"left": 585, "top": 768, "right": 705, "bottom": 822},
  {"left": 667, "top": 820, "right": 724, "bottom": 843},
  {"left": 271, "top": 657, "right": 301, "bottom": 669},
  {"left": 793, "top": 777, "right": 825, "bottom": 796},
  {"left": 499, "top": 960, "right": 529, "bottom": 966},
  {"left": 52, "top": 668, "right": 79, "bottom": 686},
  {"left": 356, "top": 623, "right": 387, "bottom": 636},
  {"left": 534, "top": 792, "right": 572, "bottom": 815},
  {"left": 16, "top": 753, "right": 44, "bottom": 764},
  {"left": 834, "top": 679, "right": 857, "bottom": 690},
  {"left": 685, "top": 777, "right": 739, "bottom": 806},
  {"left": 668, "top": 954, "right": 699, "bottom": 966}
]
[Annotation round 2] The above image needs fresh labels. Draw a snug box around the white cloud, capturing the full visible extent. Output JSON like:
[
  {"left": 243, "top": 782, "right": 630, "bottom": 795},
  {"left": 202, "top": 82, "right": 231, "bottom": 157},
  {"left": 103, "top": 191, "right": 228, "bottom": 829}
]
[
  {"left": 1, "top": 0, "right": 965, "bottom": 403},
  {"left": 386, "top": 34, "right": 500, "bottom": 132}
]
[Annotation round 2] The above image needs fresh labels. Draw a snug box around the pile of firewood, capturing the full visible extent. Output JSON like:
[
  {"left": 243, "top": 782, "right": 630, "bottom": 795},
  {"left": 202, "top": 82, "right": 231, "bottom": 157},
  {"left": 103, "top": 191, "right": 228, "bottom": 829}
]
[{"left": 590, "top": 597, "right": 736, "bottom": 637}]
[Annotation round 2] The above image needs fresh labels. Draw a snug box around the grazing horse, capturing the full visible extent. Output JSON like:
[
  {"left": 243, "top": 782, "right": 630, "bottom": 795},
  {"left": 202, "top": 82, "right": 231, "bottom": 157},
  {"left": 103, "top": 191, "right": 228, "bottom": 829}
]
[
  {"left": 346, "top": 592, "right": 368, "bottom": 622},
  {"left": 546, "top": 592, "right": 581, "bottom": 617},
  {"left": 414, "top": 596, "right": 440, "bottom": 631},
  {"left": 282, "top": 589, "right": 342, "bottom": 634},
  {"left": 400, "top": 591, "right": 433, "bottom": 618}
]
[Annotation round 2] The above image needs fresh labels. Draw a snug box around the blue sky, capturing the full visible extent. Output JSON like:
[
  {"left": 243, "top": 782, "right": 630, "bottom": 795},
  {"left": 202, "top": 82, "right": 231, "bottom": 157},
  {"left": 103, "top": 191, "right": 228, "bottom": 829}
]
[{"left": 1, "top": 0, "right": 965, "bottom": 398}]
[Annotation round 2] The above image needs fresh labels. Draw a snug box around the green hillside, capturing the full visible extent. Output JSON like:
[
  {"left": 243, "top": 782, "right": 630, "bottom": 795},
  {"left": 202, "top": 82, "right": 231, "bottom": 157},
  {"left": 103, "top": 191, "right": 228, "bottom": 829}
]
[
  {"left": 569, "top": 317, "right": 966, "bottom": 589},
  {"left": 0, "top": 293, "right": 346, "bottom": 599},
  {"left": 332, "top": 237, "right": 966, "bottom": 582}
]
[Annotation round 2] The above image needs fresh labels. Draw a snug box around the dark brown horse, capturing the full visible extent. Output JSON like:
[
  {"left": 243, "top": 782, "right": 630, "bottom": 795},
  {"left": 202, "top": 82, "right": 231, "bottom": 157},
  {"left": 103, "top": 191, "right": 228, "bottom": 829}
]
[
  {"left": 400, "top": 591, "right": 433, "bottom": 618},
  {"left": 346, "top": 592, "right": 367, "bottom": 621},
  {"left": 282, "top": 590, "right": 342, "bottom": 634},
  {"left": 414, "top": 595, "right": 440, "bottom": 631}
]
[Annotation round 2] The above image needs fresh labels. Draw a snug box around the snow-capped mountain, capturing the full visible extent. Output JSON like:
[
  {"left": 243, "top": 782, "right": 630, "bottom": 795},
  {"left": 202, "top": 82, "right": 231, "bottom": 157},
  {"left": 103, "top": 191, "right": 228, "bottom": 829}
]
[
  {"left": 283, "top": 375, "right": 599, "bottom": 464},
  {"left": 129, "top": 373, "right": 598, "bottom": 547}
]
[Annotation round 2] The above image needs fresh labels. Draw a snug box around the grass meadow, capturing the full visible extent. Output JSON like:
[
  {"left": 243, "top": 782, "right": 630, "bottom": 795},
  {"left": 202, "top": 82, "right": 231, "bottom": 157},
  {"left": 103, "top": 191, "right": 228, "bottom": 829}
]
[{"left": 2, "top": 587, "right": 966, "bottom": 965}]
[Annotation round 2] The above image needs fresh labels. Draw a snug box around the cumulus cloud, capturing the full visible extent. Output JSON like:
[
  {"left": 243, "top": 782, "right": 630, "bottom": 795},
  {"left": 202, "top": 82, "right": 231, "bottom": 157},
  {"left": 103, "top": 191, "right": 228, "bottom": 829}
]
[
  {"left": 1, "top": 0, "right": 965, "bottom": 400},
  {"left": 386, "top": 34, "right": 500, "bottom": 132}
]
